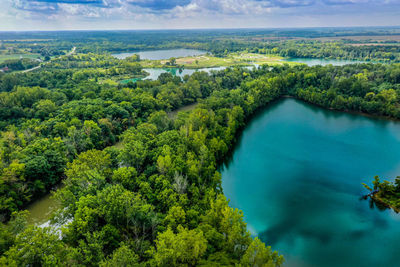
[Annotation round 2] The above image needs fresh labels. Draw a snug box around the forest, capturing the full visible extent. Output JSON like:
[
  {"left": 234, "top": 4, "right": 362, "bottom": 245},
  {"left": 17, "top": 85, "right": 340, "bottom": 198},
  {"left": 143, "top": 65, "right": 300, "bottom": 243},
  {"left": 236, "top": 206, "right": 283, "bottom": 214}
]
[
  {"left": 1, "top": 28, "right": 400, "bottom": 66},
  {"left": 0, "top": 28, "right": 400, "bottom": 266}
]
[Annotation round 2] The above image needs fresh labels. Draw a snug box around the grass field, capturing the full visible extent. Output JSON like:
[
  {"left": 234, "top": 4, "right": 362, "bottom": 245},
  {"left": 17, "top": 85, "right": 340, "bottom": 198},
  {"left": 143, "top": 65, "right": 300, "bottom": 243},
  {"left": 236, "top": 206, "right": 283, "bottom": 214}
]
[
  {"left": 141, "top": 52, "right": 299, "bottom": 69},
  {"left": 0, "top": 53, "right": 41, "bottom": 63}
]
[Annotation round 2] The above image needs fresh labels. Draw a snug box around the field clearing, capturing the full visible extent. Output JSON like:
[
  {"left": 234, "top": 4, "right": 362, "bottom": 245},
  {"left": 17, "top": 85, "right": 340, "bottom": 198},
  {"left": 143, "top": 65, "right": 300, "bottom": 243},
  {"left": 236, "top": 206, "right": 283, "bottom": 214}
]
[
  {"left": 141, "top": 52, "right": 297, "bottom": 68},
  {"left": 0, "top": 53, "right": 41, "bottom": 63}
]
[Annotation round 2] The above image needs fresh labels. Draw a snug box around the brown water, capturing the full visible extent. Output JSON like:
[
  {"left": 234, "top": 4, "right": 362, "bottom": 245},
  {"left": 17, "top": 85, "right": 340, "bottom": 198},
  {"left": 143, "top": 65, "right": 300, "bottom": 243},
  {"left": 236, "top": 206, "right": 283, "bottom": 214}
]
[{"left": 26, "top": 191, "right": 60, "bottom": 226}]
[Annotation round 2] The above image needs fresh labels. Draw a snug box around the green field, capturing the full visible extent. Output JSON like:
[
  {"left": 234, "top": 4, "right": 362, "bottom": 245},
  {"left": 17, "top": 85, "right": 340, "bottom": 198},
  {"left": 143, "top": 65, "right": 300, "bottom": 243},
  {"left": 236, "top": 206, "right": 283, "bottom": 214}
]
[
  {"left": 141, "top": 52, "right": 299, "bottom": 69},
  {"left": 0, "top": 53, "right": 41, "bottom": 63}
]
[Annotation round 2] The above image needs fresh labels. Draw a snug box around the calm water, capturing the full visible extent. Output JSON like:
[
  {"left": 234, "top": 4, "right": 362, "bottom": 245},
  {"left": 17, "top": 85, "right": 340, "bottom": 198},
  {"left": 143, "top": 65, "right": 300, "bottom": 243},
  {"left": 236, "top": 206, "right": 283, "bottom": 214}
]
[
  {"left": 26, "top": 192, "right": 60, "bottom": 226},
  {"left": 221, "top": 98, "right": 400, "bottom": 267},
  {"left": 286, "top": 58, "right": 366, "bottom": 66},
  {"left": 112, "top": 48, "right": 206, "bottom": 60}
]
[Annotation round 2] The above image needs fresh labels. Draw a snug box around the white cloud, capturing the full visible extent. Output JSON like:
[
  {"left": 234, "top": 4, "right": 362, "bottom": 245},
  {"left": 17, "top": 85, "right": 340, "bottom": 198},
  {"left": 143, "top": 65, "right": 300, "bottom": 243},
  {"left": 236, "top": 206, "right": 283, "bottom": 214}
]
[{"left": 0, "top": 0, "right": 399, "bottom": 30}]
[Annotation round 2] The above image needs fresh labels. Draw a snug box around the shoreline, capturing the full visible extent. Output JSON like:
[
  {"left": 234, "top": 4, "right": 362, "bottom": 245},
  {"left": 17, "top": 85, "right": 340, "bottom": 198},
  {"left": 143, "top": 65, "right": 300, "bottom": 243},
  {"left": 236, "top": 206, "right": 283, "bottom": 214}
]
[
  {"left": 282, "top": 95, "right": 400, "bottom": 123},
  {"left": 371, "top": 193, "right": 400, "bottom": 213}
]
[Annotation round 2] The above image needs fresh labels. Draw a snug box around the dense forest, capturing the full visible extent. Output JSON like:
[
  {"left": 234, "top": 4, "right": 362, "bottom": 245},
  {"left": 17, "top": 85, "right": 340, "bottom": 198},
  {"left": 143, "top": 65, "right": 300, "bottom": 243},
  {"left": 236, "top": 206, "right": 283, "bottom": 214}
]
[
  {"left": 0, "top": 27, "right": 400, "bottom": 266},
  {"left": 1, "top": 40, "right": 400, "bottom": 265}
]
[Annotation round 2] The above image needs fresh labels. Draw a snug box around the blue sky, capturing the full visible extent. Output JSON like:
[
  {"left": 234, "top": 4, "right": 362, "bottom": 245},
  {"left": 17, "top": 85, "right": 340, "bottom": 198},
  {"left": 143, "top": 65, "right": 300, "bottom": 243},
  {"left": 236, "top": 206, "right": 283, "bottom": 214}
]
[{"left": 1, "top": 0, "right": 399, "bottom": 30}]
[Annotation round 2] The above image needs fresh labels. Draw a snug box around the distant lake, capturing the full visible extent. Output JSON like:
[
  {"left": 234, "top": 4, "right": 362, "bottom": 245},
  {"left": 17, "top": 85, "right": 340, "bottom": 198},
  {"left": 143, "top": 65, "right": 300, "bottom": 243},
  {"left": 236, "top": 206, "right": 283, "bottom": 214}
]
[
  {"left": 112, "top": 49, "right": 206, "bottom": 60},
  {"left": 221, "top": 98, "right": 400, "bottom": 267},
  {"left": 286, "top": 58, "right": 367, "bottom": 66}
]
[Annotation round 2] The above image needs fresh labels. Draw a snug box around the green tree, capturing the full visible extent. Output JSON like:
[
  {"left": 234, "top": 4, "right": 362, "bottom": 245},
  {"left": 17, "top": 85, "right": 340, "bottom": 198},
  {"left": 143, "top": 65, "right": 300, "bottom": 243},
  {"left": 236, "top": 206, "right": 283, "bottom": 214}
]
[
  {"left": 56, "top": 150, "right": 111, "bottom": 207},
  {"left": 100, "top": 244, "right": 140, "bottom": 267},
  {"left": 1, "top": 226, "right": 67, "bottom": 266},
  {"left": 153, "top": 226, "right": 207, "bottom": 266},
  {"left": 241, "top": 238, "right": 284, "bottom": 267}
]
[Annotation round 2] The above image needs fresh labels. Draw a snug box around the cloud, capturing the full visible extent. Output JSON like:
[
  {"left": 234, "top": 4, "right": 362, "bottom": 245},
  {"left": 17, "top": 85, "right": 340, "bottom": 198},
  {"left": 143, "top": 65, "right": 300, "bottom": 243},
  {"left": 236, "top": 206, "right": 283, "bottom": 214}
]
[
  {"left": 270, "top": 0, "right": 315, "bottom": 8},
  {"left": 322, "top": 0, "right": 400, "bottom": 5},
  {"left": 12, "top": 0, "right": 193, "bottom": 13},
  {"left": 12, "top": 0, "right": 59, "bottom": 14},
  {"left": 10, "top": 0, "right": 275, "bottom": 18},
  {"left": 126, "top": 0, "right": 192, "bottom": 11},
  {"left": 322, "top": 0, "right": 369, "bottom": 5},
  {"left": 13, "top": 0, "right": 391, "bottom": 17},
  {"left": 183, "top": 0, "right": 272, "bottom": 15},
  {"left": 3, "top": 0, "right": 400, "bottom": 29}
]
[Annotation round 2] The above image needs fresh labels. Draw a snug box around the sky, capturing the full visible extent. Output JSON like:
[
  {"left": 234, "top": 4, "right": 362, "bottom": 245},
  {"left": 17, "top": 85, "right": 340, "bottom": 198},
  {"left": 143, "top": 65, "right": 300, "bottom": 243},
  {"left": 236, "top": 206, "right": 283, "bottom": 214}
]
[{"left": 0, "top": 0, "right": 399, "bottom": 30}]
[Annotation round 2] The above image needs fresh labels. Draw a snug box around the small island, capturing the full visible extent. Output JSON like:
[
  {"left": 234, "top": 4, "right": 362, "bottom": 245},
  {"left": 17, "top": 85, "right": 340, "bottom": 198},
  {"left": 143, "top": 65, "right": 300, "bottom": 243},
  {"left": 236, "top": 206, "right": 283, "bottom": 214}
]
[{"left": 363, "top": 176, "right": 400, "bottom": 213}]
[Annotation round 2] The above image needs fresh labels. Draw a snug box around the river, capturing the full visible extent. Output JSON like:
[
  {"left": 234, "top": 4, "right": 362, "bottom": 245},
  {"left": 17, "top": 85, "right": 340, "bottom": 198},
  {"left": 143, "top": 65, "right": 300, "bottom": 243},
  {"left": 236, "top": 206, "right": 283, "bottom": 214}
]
[
  {"left": 25, "top": 191, "right": 61, "bottom": 226},
  {"left": 221, "top": 98, "right": 400, "bottom": 267}
]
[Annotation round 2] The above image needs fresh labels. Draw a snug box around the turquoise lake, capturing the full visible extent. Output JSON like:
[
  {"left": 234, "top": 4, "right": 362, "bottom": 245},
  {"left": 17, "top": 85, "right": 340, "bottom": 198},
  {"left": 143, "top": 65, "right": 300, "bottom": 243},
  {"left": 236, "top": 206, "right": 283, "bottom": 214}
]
[{"left": 221, "top": 98, "right": 400, "bottom": 267}]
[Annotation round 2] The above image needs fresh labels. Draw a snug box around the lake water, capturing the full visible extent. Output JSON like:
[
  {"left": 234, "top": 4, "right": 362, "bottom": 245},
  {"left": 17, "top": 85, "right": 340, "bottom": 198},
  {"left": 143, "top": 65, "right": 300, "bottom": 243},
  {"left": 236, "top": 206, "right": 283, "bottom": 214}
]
[
  {"left": 221, "top": 98, "right": 400, "bottom": 267},
  {"left": 112, "top": 48, "right": 206, "bottom": 60},
  {"left": 286, "top": 58, "right": 366, "bottom": 66}
]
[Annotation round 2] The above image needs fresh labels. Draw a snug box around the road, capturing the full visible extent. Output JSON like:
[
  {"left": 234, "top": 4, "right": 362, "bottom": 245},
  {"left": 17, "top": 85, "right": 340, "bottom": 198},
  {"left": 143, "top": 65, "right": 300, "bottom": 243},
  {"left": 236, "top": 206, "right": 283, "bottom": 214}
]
[
  {"left": 21, "top": 65, "right": 41, "bottom": 73},
  {"left": 21, "top": 46, "right": 76, "bottom": 73},
  {"left": 66, "top": 46, "right": 76, "bottom": 56}
]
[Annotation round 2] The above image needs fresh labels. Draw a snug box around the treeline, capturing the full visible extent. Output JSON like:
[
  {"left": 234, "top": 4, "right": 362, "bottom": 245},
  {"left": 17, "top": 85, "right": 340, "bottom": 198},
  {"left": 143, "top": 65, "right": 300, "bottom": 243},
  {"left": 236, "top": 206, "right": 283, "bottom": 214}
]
[
  {"left": 2, "top": 30, "right": 400, "bottom": 64},
  {"left": 293, "top": 64, "right": 400, "bottom": 117},
  {"left": 196, "top": 39, "right": 400, "bottom": 62},
  {"left": 0, "top": 53, "right": 144, "bottom": 93},
  {"left": 257, "top": 41, "right": 400, "bottom": 62},
  {"left": 0, "top": 61, "right": 400, "bottom": 266},
  {"left": 0, "top": 58, "right": 40, "bottom": 72},
  {"left": 75, "top": 39, "right": 400, "bottom": 63},
  {"left": 46, "top": 53, "right": 140, "bottom": 69}
]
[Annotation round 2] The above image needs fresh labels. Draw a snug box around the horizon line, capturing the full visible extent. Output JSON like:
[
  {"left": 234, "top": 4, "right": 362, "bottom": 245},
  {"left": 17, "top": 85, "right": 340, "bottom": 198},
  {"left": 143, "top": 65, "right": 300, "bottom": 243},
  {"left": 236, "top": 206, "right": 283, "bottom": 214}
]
[{"left": 1, "top": 25, "right": 400, "bottom": 33}]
